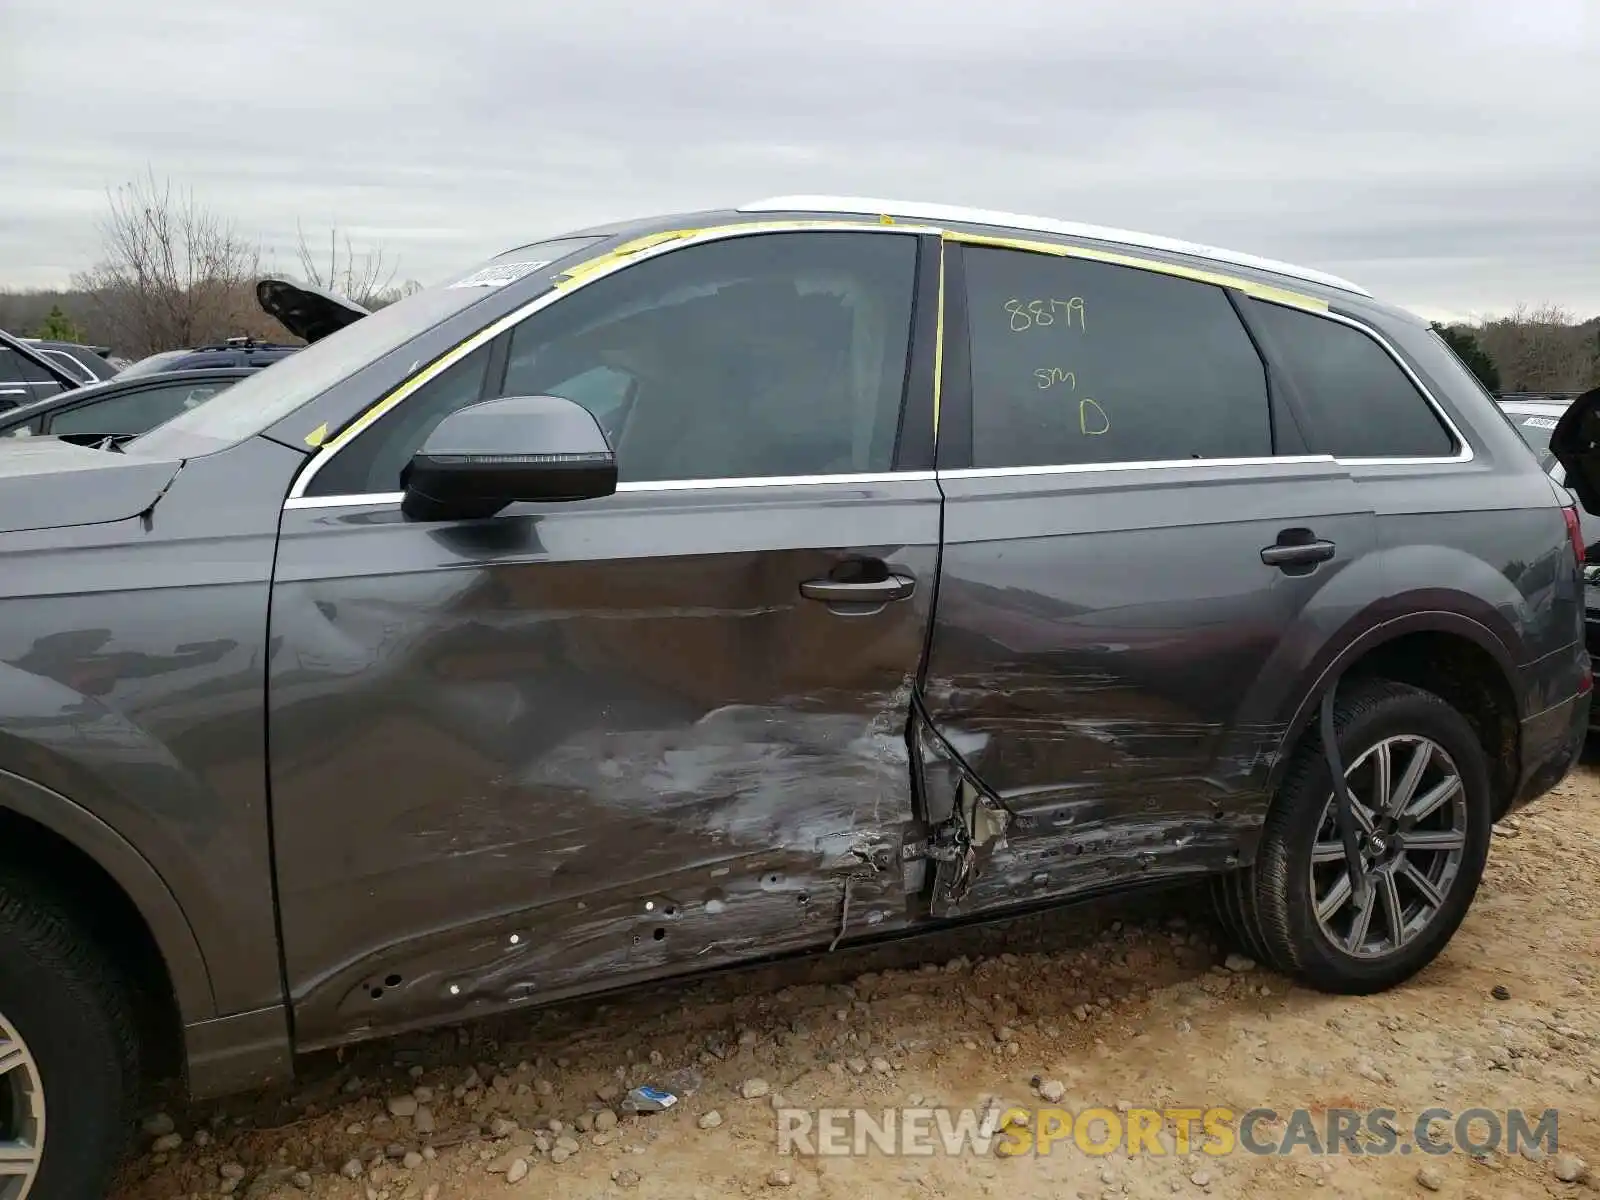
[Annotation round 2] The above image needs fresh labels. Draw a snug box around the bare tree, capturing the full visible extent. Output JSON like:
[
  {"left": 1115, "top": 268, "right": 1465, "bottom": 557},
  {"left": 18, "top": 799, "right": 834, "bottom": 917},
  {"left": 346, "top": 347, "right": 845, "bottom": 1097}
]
[
  {"left": 72, "top": 170, "right": 265, "bottom": 357},
  {"left": 1478, "top": 304, "right": 1599, "bottom": 393},
  {"left": 294, "top": 222, "right": 398, "bottom": 307}
]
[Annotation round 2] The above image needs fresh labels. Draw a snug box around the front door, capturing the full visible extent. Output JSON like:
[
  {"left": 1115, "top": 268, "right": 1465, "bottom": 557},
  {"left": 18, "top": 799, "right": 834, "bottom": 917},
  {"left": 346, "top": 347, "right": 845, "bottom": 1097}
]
[
  {"left": 919, "top": 239, "right": 1376, "bottom": 915},
  {"left": 267, "top": 228, "right": 943, "bottom": 1046}
]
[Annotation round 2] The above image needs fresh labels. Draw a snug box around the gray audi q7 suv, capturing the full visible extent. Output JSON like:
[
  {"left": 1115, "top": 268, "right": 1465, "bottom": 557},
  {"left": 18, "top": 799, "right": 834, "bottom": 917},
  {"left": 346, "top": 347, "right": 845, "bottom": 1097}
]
[{"left": 0, "top": 196, "right": 1592, "bottom": 1199}]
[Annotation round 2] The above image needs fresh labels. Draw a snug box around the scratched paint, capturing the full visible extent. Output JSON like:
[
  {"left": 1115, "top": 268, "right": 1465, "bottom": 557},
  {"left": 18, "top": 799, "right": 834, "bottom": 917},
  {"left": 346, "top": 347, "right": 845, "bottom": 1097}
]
[{"left": 267, "top": 481, "right": 941, "bottom": 1045}]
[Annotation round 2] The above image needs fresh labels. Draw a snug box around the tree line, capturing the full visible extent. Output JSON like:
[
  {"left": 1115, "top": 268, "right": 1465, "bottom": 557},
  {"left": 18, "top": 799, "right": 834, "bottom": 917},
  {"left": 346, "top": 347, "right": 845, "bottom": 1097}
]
[
  {"left": 0, "top": 172, "right": 421, "bottom": 359},
  {"left": 1, "top": 172, "right": 1596, "bottom": 394}
]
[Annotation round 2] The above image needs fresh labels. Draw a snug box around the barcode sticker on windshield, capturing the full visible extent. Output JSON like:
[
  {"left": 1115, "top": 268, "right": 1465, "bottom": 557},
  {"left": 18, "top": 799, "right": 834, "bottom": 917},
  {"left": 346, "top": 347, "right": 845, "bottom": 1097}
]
[
  {"left": 1522, "top": 417, "right": 1559, "bottom": 430},
  {"left": 448, "top": 260, "right": 552, "bottom": 289}
]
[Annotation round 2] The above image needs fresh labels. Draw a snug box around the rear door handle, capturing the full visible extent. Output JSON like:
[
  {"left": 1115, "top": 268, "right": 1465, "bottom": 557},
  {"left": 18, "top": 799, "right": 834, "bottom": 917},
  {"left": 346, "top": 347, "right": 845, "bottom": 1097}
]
[
  {"left": 800, "top": 575, "right": 916, "bottom": 604},
  {"left": 1261, "top": 540, "right": 1336, "bottom": 568}
]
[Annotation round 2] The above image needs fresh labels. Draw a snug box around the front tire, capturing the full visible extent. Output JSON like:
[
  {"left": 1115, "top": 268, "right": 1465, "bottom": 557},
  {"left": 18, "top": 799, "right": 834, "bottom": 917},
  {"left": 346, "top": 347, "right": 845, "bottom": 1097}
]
[
  {"left": 0, "top": 870, "right": 139, "bottom": 1200},
  {"left": 1221, "top": 679, "right": 1493, "bottom": 994}
]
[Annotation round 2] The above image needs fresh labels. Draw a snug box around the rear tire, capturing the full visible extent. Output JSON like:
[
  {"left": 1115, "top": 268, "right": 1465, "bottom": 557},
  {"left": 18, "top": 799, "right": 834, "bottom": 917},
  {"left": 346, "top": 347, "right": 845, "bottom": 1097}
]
[
  {"left": 0, "top": 870, "right": 139, "bottom": 1200},
  {"left": 1217, "top": 679, "right": 1492, "bottom": 994}
]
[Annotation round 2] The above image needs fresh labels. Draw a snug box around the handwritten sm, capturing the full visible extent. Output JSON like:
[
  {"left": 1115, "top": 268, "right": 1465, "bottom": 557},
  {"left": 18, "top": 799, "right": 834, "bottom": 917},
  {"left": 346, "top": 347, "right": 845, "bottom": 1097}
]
[{"left": 1004, "top": 297, "right": 1086, "bottom": 332}]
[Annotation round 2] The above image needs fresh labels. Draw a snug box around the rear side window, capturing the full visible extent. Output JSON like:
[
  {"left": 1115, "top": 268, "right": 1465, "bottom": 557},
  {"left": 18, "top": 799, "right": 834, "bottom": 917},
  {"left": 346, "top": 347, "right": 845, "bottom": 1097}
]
[
  {"left": 1246, "top": 301, "right": 1455, "bottom": 460},
  {"left": 41, "top": 350, "right": 93, "bottom": 382},
  {"left": 961, "top": 247, "right": 1272, "bottom": 467}
]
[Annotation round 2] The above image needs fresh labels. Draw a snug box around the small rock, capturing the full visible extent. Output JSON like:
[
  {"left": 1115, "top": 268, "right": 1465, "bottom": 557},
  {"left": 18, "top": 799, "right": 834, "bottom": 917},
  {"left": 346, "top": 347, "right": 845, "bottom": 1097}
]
[
  {"left": 613, "top": 1167, "right": 642, "bottom": 1187},
  {"left": 413, "top": 1105, "right": 435, "bottom": 1134},
  {"left": 141, "top": 1112, "right": 176, "bottom": 1138},
  {"left": 341, "top": 1159, "right": 364, "bottom": 1180},
  {"left": 506, "top": 1157, "right": 529, "bottom": 1183},
  {"left": 424, "top": 1186, "right": 440, "bottom": 1200},
  {"left": 1223, "top": 953, "right": 1256, "bottom": 973},
  {"left": 403, "top": 1151, "right": 424, "bottom": 1169},
  {"left": 1416, "top": 1164, "right": 1444, "bottom": 1191},
  {"left": 387, "top": 1094, "right": 419, "bottom": 1118},
  {"left": 768, "top": 1167, "right": 795, "bottom": 1187},
  {"left": 488, "top": 1117, "right": 520, "bottom": 1138},
  {"left": 1553, "top": 1154, "right": 1588, "bottom": 1183},
  {"left": 741, "top": 1078, "right": 771, "bottom": 1100},
  {"left": 698, "top": 1110, "right": 724, "bottom": 1130},
  {"left": 575, "top": 1112, "right": 594, "bottom": 1133},
  {"left": 292, "top": 1171, "right": 313, "bottom": 1191},
  {"left": 738, "top": 1029, "right": 760, "bottom": 1048},
  {"left": 535, "top": 1079, "right": 554, "bottom": 1096},
  {"left": 193, "top": 1129, "right": 212, "bottom": 1148},
  {"left": 1492, "top": 984, "right": 1512, "bottom": 1001},
  {"left": 1038, "top": 1079, "right": 1066, "bottom": 1103},
  {"left": 594, "top": 1108, "right": 619, "bottom": 1132},
  {"left": 550, "top": 1146, "right": 571, "bottom": 1165},
  {"left": 555, "top": 1135, "right": 580, "bottom": 1154},
  {"left": 151, "top": 1132, "right": 183, "bottom": 1153},
  {"left": 872, "top": 1056, "right": 893, "bottom": 1074},
  {"left": 846, "top": 1057, "right": 869, "bottom": 1075},
  {"left": 220, "top": 1163, "right": 246, "bottom": 1181},
  {"left": 1190, "top": 1169, "right": 1212, "bottom": 1186}
]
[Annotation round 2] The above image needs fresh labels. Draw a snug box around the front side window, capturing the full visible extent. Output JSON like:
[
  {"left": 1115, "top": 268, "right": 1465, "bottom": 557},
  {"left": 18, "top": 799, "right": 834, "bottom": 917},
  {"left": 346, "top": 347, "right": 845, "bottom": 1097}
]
[
  {"left": 312, "top": 231, "right": 920, "bottom": 496},
  {"left": 1246, "top": 300, "right": 1456, "bottom": 460},
  {"left": 0, "top": 346, "right": 53, "bottom": 386},
  {"left": 48, "top": 380, "right": 233, "bottom": 437},
  {"left": 961, "top": 246, "right": 1273, "bottom": 468}
]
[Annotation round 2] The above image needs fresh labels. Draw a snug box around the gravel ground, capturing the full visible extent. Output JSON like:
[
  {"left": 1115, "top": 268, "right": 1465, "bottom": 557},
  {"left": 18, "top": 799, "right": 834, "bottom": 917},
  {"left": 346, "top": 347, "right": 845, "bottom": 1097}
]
[{"left": 112, "top": 762, "right": 1600, "bottom": 1200}]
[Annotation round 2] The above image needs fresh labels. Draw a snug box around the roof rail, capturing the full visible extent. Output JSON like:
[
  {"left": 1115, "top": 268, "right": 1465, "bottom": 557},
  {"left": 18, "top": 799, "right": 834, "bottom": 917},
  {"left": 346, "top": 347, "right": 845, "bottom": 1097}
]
[{"left": 737, "top": 195, "right": 1371, "bottom": 298}]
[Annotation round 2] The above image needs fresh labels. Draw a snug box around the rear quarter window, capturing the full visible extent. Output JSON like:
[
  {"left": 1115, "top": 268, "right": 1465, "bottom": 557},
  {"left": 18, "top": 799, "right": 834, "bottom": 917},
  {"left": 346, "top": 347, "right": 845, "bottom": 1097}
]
[{"left": 1247, "top": 300, "right": 1456, "bottom": 460}]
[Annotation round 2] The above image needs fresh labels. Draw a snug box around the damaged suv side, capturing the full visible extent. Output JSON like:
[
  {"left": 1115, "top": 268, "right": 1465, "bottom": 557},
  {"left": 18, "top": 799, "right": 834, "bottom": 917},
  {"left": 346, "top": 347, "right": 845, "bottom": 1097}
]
[{"left": 0, "top": 197, "right": 1589, "bottom": 1199}]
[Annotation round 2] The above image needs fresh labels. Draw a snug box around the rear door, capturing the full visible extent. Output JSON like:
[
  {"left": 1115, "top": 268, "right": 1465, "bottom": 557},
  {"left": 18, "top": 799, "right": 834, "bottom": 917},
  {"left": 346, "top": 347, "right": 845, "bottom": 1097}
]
[
  {"left": 267, "top": 228, "right": 944, "bottom": 1045},
  {"left": 919, "top": 238, "right": 1375, "bottom": 915}
]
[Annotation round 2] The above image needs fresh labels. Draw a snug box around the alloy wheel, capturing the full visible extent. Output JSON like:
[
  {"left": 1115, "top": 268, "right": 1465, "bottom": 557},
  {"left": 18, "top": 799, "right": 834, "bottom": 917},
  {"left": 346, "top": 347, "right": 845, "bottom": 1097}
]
[
  {"left": 1309, "top": 734, "right": 1469, "bottom": 959},
  {"left": 0, "top": 1011, "right": 43, "bottom": 1200}
]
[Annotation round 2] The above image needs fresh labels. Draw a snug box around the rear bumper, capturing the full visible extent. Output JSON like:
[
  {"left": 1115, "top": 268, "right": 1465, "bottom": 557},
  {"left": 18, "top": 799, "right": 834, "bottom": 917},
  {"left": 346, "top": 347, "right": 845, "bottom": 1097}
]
[{"left": 1507, "top": 686, "right": 1590, "bottom": 816}]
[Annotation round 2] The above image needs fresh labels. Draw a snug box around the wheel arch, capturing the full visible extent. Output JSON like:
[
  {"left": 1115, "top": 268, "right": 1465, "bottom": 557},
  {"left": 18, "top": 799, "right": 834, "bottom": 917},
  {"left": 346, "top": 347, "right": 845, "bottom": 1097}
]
[
  {"left": 0, "top": 767, "right": 214, "bottom": 1080},
  {"left": 1266, "top": 612, "right": 1522, "bottom": 818}
]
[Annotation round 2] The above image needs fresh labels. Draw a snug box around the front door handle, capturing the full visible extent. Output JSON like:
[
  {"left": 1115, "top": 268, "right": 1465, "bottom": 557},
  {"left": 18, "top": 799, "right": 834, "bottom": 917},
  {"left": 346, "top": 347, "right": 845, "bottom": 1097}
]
[
  {"left": 800, "top": 575, "right": 916, "bottom": 604},
  {"left": 1261, "top": 539, "right": 1336, "bottom": 568}
]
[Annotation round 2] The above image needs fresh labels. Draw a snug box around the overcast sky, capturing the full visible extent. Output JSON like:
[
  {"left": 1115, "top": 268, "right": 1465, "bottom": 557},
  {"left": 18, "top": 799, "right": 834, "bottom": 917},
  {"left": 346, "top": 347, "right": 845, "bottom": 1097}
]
[{"left": 3, "top": 0, "right": 1595, "bottom": 321}]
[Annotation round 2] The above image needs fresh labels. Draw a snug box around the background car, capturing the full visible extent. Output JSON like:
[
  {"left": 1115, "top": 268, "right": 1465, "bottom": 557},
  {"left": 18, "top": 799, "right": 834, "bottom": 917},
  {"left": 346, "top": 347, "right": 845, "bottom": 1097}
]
[
  {"left": 0, "top": 327, "right": 81, "bottom": 409},
  {"left": 1499, "top": 390, "right": 1600, "bottom": 725},
  {"left": 0, "top": 366, "right": 250, "bottom": 446},
  {"left": 18, "top": 338, "right": 124, "bottom": 382},
  {"left": 113, "top": 336, "right": 306, "bottom": 379}
]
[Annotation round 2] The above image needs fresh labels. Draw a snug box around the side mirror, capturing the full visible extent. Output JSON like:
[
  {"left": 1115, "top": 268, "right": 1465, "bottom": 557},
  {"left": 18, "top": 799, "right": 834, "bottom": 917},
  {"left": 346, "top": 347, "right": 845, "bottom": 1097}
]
[
  {"left": 400, "top": 394, "right": 617, "bottom": 521},
  {"left": 1550, "top": 386, "right": 1600, "bottom": 517}
]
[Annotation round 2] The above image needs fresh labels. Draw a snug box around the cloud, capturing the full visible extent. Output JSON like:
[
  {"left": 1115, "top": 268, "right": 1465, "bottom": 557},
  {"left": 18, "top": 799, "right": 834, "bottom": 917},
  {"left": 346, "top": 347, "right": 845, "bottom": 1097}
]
[{"left": 2, "top": 0, "right": 1595, "bottom": 315}]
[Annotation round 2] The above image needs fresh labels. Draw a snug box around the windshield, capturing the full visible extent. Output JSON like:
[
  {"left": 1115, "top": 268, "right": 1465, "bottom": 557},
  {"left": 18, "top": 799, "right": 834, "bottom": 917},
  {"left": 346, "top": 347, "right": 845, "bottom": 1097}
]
[{"left": 128, "top": 236, "right": 604, "bottom": 457}]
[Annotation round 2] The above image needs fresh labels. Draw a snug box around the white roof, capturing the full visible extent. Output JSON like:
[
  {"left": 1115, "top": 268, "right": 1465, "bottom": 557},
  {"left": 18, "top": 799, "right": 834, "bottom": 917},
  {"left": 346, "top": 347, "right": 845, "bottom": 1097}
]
[{"left": 738, "top": 194, "right": 1371, "bottom": 298}]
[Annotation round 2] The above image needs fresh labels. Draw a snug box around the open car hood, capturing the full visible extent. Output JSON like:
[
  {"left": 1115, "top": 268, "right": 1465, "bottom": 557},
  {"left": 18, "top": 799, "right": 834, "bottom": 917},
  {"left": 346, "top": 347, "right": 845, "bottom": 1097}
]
[
  {"left": 0, "top": 438, "right": 182, "bottom": 534},
  {"left": 256, "top": 278, "right": 371, "bottom": 344},
  {"left": 1550, "top": 386, "right": 1600, "bottom": 518}
]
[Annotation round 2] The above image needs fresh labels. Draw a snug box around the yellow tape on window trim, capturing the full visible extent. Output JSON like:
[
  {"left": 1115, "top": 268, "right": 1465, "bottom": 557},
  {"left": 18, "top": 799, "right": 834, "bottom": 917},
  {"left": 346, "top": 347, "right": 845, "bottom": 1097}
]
[{"left": 941, "top": 231, "right": 1329, "bottom": 312}]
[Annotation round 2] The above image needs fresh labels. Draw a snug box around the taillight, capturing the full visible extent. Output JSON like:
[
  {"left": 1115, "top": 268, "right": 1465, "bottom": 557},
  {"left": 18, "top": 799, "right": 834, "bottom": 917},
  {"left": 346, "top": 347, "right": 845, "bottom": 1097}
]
[{"left": 1563, "top": 505, "right": 1584, "bottom": 568}]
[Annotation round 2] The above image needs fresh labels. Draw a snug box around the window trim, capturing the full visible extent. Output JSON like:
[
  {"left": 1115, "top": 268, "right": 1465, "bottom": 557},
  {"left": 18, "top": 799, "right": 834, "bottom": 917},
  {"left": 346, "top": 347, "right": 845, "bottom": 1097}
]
[
  {"left": 285, "top": 223, "right": 1471, "bottom": 507},
  {"left": 1249, "top": 301, "right": 1473, "bottom": 467},
  {"left": 287, "top": 221, "right": 941, "bottom": 500}
]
